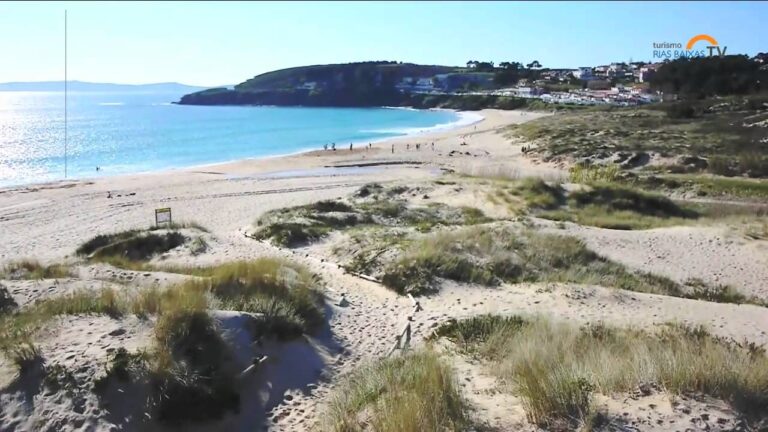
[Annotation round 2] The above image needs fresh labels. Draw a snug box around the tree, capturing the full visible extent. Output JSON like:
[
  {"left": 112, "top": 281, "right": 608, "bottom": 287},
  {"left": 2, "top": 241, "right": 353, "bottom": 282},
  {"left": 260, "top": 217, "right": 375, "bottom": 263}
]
[
  {"left": 650, "top": 55, "right": 765, "bottom": 98},
  {"left": 466, "top": 60, "right": 478, "bottom": 69},
  {"left": 475, "top": 61, "right": 495, "bottom": 72},
  {"left": 526, "top": 60, "right": 542, "bottom": 69}
]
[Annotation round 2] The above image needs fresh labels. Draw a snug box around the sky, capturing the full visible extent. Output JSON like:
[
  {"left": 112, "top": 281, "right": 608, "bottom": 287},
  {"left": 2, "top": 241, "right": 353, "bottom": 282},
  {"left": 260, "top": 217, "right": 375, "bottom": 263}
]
[{"left": 1, "top": 1, "right": 766, "bottom": 87}]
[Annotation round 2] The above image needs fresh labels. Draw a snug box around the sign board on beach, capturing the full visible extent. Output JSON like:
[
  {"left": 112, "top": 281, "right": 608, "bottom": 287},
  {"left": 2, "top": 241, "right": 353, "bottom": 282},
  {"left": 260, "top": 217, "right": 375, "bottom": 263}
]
[{"left": 155, "top": 208, "right": 172, "bottom": 227}]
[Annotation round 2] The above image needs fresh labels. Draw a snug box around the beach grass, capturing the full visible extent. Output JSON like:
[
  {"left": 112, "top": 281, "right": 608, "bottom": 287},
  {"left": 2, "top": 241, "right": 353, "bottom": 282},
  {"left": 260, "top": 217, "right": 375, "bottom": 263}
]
[
  {"left": 379, "top": 226, "right": 682, "bottom": 296},
  {"left": 435, "top": 315, "right": 768, "bottom": 428},
  {"left": 1, "top": 259, "right": 72, "bottom": 280},
  {"left": 323, "top": 349, "right": 469, "bottom": 432}
]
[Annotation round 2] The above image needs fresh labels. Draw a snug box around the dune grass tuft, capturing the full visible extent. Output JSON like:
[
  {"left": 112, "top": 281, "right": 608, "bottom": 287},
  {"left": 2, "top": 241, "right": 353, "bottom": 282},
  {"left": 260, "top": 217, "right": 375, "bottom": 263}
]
[
  {"left": 148, "top": 285, "right": 240, "bottom": 424},
  {"left": 323, "top": 350, "right": 469, "bottom": 432},
  {"left": 192, "top": 258, "right": 324, "bottom": 338},
  {"left": 569, "top": 163, "right": 621, "bottom": 184},
  {"left": 1, "top": 259, "right": 72, "bottom": 280},
  {"left": 437, "top": 315, "right": 768, "bottom": 428}
]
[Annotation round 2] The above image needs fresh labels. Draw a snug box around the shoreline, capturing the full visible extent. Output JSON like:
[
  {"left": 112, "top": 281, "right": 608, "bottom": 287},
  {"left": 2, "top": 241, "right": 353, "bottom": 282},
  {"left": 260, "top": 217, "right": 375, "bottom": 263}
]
[
  {"left": 0, "top": 108, "right": 560, "bottom": 262},
  {"left": 0, "top": 108, "right": 486, "bottom": 192}
]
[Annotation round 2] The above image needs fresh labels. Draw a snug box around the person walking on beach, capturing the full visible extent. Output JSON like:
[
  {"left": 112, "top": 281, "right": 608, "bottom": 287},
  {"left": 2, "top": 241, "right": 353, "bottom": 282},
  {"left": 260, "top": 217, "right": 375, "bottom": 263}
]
[
  {"left": 332, "top": 143, "right": 336, "bottom": 151},
  {"left": 431, "top": 142, "right": 434, "bottom": 151},
  {"left": 391, "top": 143, "right": 394, "bottom": 153},
  {"left": 349, "top": 143, "right": 353, "bottom": 151},
  {"left": 406, "top": 143, "right": 410, "bottom": 150},
  {"left": 323, "top": 143, "right": 328, "bottom": 151}
]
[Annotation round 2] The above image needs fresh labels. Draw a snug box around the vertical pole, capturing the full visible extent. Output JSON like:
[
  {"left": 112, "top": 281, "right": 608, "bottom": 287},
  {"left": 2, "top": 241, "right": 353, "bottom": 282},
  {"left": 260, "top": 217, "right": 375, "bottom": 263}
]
[{"left": 64, "top": 10, "right": 68, "bottom": 179}]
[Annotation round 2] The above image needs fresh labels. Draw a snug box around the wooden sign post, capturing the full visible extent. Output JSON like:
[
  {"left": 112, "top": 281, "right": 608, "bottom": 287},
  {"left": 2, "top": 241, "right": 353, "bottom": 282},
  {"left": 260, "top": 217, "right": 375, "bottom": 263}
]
[{"left": 155, "top": 208, "right": 172, "bottom": 227}]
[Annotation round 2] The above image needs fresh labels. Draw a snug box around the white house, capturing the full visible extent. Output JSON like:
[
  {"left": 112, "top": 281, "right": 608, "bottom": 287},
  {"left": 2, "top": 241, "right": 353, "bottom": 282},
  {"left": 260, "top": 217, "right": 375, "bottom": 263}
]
[{"left": 573, "top": 67, "right": 593, "bottom": 80}]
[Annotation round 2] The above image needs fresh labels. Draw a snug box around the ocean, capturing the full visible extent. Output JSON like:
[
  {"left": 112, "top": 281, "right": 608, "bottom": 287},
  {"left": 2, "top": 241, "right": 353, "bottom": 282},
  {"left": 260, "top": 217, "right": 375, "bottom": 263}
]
[{"left": 0, "top": 91, "right": 474, "bottom": 187}]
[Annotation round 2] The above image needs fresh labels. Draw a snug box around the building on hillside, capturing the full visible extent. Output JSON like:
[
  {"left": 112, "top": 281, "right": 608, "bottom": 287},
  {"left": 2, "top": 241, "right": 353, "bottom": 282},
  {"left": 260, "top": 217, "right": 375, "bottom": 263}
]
[
  {"left": 520, "top": 87, "right": 544, "bottom": 97},
  {"left": 593, "top": 65, "right": 609, "bottom": 77},
  {"left": 607, "top": 63, "right": 626, "bottom": 78},
  {"left": 298, "top": 81, "right": 317, "bottom": 91},
  {"left": 395, "top": 77, "right": 438, "bottom": 93},
  {"left": 573, "top": 67, "right": 593, "bottom": 80}
]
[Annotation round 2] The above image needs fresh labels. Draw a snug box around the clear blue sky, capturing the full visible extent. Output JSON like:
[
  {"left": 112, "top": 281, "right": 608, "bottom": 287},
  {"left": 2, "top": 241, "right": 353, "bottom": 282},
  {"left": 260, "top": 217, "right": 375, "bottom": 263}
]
[{"left": 1, "top": 1, "right": 766, "bottom": 87}]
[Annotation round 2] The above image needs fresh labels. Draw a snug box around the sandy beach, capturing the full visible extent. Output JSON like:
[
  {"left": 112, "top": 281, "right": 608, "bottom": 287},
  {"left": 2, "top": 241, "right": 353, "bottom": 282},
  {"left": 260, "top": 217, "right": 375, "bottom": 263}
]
[
  {"left": 0, "top": 109, "right": 556, "bottom": 262},
  {"left": 1, "top": 108, "right": 767, "bottom": 432}
]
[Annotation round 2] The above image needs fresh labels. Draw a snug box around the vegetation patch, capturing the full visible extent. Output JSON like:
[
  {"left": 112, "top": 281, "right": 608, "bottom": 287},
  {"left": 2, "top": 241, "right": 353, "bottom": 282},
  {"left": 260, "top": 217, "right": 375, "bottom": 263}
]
[
  {"left": 508, "top": 97, "right": 768, "bottom": 178},
  {"left": 150, "top": 304, "right": 240, "bottom": 424},
  {"left": 253, "top": 191, "right": 490, "bottom": 247},
  {"left": 364, "top": 225, "right": 757, "bottom": 305},
  {"left": 88, "top": 232, "right": 186, "bottom": 261},
  {"left": 1, "top": 259, "right": 71, "bottom": 280},
  {"left": 0, "top": 258, "right": 322, "bottom": 380},
  {"left": 376, "top": 226, "right": 682, "bottom": 296},
  {"left": 435, "top": 316, "right": 768, "bottom": 428},
  {"left": 500, "top": 178, "right": 565, "bottom": 211},
  {"left": 634, "top": 173, "right": 768, "bottom": 200},
  {"left": 539, "top": 183, "right": 699, "bottom": 230},
  {"left": 253, "top": 199, "right": 368, "bottom": 247},
  {"left": 323, "top": 350, "right": 469, "bottom": 432},
  {"left": 194, "top": 259, "right": 324, "bottom": 338}
]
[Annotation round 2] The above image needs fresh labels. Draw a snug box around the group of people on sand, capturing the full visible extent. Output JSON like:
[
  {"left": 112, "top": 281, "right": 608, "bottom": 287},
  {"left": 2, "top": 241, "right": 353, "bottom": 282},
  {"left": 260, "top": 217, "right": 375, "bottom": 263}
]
[
  {"left": 322, "top": 142, "right": 374, "bottom": 152},
  {"left": 401, "top": 142, "right": 436, "bottom": 151},
  {"left": 320, "top": 140, "right": 443, "bottom": 154}
]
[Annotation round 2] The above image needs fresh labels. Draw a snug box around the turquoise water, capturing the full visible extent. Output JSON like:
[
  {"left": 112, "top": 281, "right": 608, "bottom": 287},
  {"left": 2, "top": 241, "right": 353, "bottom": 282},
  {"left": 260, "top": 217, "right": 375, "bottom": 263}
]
[{"left": 0, "top": 91, "right": 467, "bottom": 187}]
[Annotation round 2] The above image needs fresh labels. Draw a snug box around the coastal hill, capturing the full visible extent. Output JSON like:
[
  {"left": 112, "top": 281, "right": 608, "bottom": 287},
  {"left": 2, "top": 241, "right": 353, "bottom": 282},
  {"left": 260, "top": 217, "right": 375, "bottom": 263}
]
[
  {"left": 177, "top": 61, "right": 461, "bottom": 107},
  {"left": 0, "top": 80, "right": 215, "bottom": 93},
  {"left": 177, "top": 56, "right": 768, "bottom": 110}
]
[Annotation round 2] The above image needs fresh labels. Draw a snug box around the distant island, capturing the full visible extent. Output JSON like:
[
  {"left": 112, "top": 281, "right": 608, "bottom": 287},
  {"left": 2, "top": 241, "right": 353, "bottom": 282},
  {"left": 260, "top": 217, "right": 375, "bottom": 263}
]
[
  {"left": 0, "top": 80, "right": 218, "bottom": 93},
  {"left": 177, "top": 56, "right": 767, "bottom": 110}
]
